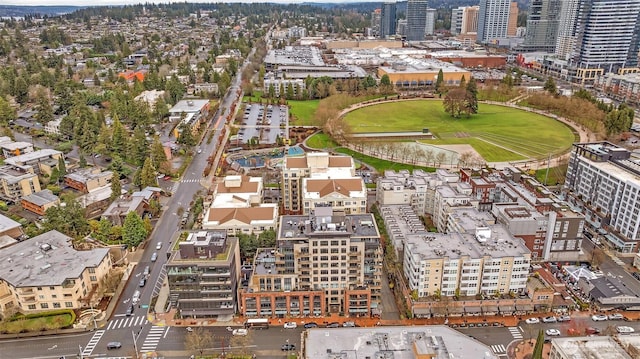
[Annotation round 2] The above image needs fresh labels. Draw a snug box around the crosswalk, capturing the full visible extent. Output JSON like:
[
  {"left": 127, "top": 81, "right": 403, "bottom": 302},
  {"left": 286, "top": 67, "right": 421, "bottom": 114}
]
[
  {"left": 491, "top": 344, "right": 506, "bottom": 354},
  {"left": 106, "top": 315, "right": 149, "bottom": 330},
  {"left": 181, "top": 178, "right": 201, "bottom": 183},
  {"left": 140, "top": 326, "right": 166, "bottom": 352},
  {"left": 82, "top": 330, "right": 105, "bottom": 356},
  {"left": 509, "top": 326, "right": 523, "bottom": 339}
]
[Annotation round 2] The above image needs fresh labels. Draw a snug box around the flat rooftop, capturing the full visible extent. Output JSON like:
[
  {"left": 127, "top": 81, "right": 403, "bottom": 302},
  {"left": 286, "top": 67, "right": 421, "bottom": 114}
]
[
  {"left": 4, "top": 148, "right": 61, "bottom": 164},
  {"left": 551, "top": 336, "right": 631, "bottom": 359},
  {"left": 279, "top": 209, "right": 379, "bottom": 241},
  {"left": 0, "top": 230, "right": 109, "bottom": 287},
  {"left": 305, "top": 325, "right": 497, "bottom": 359},
  {"left": 169, "top": 99, "right": 209, "bottom": 114},
  {"left": 264, "top": 46, "right": 325, "bottom": 67}
]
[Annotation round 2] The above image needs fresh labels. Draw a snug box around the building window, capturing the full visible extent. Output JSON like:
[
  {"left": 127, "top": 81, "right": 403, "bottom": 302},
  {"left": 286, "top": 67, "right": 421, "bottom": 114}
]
[
  {"left": 90, "top": 276, "right": 97, "bottom": 282},
  {"left": 88, "top": 268, "right": 96, "bottom": 274},
  {"left": 53, "top": 302, "right": 61, "bottom": 308},
  {"left": 40, "top": 303, "right": 49, "bottom": 309},
  {"left": 65, "top": 302, "right": 73, "bottom": 308},
  {"left": 28, "top": 304, "right": 36, "bottom": 310}
]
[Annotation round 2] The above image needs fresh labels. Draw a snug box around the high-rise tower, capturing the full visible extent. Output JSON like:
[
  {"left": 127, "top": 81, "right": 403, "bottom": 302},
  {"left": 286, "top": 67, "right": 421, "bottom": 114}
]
[
  {"left": 380, "top": 2, "right": 397, "bottom": 39},
  {"left": 406, "top": 0, "right": 429, "bottom": 41}
]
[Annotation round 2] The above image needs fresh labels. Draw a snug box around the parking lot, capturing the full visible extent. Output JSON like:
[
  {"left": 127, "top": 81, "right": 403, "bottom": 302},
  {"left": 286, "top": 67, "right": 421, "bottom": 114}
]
[{"left": 238, "top": 103, "right": 289, "bottom": 145}]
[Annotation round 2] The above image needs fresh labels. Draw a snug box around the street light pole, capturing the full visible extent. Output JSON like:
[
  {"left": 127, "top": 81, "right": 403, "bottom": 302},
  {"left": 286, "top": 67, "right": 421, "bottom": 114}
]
[
  {"left": 132, "top": 329, "right": 139, "bottom": 359},
  {"left": 79, "top": 345, "right": 83, "bottom": 359}
]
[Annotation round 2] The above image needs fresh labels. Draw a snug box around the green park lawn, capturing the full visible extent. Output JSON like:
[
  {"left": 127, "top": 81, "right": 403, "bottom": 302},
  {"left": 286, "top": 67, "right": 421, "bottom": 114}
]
[
  {"left": 306, "top": 132, "right": 339, "bottom": 149},
  {"left": 288, "top": 99, "right": 319, "bottom": 125},
  {"left": 342, "top": 100, "right": 576, "bottom": 161}
]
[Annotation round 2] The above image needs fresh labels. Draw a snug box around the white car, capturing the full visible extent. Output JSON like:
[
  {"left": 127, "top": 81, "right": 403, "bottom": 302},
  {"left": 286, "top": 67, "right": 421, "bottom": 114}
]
[
  {"left": 592, "top": 314, "right": 608, "bottom": 321},
  {"left": 617, "top": 326, "right": 635, "bottom": 334},
  {"left": 283, "top": 322, "right": 297, "bottom": 329},
  {"left": 545, "top": 329, "right": 561, "bottom": 336},
  {"left": 525, "top": 318, "right": 540, "bottom": 324},
  {"left": 608, "top": 313, "right": 624, "bottom": 320},
  {"left": 232, "top": 329, "right": 248, "bottom": 336},
  {"left": 156, "top": 242, "right": 162, "bottom": 250},
  {"left": 542, "top": 316, "right": 557, "bottom": 323},
  {"left": 558, "top": 315, "right": 571, "bottom": 322}
]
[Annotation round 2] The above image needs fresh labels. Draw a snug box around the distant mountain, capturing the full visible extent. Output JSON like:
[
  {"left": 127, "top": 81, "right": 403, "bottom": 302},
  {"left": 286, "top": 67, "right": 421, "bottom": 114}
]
[{"left": 0, "top": 5, "right": 84, "bottom": 18}]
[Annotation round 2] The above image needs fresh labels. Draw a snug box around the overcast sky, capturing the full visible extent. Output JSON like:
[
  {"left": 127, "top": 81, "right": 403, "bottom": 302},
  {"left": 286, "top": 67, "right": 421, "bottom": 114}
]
[{"left": 3, "top": 0, "right": 360, "bottom": 6}]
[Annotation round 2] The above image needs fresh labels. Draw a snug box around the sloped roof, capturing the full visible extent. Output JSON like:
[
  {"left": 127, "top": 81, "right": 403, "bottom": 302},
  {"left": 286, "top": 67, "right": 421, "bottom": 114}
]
[
  {"left": 207, "top": 206, "right": 276, "bottom": 225},
  {"left": 305, "top": 178, "right": 363, "bottom": 197}
]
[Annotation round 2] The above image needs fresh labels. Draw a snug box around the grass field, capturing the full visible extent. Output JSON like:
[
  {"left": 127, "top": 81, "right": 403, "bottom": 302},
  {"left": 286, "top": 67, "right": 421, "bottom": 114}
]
[
  {"left": 306, "top": 132, "right": 339, "bottom": 149},
  {"left": 342, "top": 100, "right": 576, "bottom": 161},
  {"left": 289, "top": 100, "right": 319, "bottom": 125},
  {"left": 336, "top": 147, "right": 435, "bottom": 173}
]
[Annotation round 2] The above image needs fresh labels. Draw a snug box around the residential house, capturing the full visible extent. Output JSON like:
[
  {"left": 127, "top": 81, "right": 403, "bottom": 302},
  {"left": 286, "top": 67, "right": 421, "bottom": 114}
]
[{"left": 64, "top": 168, "right": 113, "bottom": 193}]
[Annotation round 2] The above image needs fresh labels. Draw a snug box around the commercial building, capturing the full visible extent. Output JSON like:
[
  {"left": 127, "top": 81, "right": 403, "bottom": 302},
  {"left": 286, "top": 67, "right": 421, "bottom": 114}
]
[
  {"left": 377, "top": 60, "right": 471, "bottom": 90},
  {"left": 370, "top": 8, "right": 381, "bottom": 37},
  {"left": 64, "top": 168, "right": 113, "bottom": 193},
  {"left": 425, "top": 8, "right": 437, "bottom": 36},
  {"left": 379, "top": 2, "right": 396, "bottom": 39},
  {"left": 0, "top": 230, "right": 111, "bottom": 315},
  {"left": 169, "top": 99, "right": 210, "bottom": 138},
  {"left": 406, "top": 0, "right": 429, "bottom": 41},
  {"left": 521, "top": 0, "right": 562, "bottom": 52},
  {"left": 304, "top": 326, "right": 498, "bottom": 359},
  {"left": 549, "top": 336, "right": 631, "bottom": 359},
  {"left": 477, "top": 0, "right": 513, "bottom": 43},
  {"left": 166, "top": 230, "right": 240, "bottom": 319},
  {"left": 595, "top": 72, "right": 640, "bottom": 106},
  {"left": 554, "top": 0, "right": 579, "bottom": 60},
  {"left": 563, "top": 142, "right": 640, "bottom": 252},
  {"left": 281, "top": 152, "right": 356, "bottom": 214},
  {"left": 240, "top": 207, "right": 383, "bottom": 317}
]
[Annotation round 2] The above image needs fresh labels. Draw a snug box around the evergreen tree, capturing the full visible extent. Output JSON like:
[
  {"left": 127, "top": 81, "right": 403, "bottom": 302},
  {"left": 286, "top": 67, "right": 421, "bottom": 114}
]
[
  {"left": 531, "top": 329, "right": 544, "bottom": 359},
  {"left": 111, "top": 117, "right": 126, "bottom": 155},
  {"left": 177, "top": 122, "right": 196, "bottom": 146},
  {"left": 150, "top": 136, "right": 168, "bottom": 171},
  {"left": 110, "top": 171, "right": 121, "bottom": 200},
  {"left": 435, "top": 69, "right": 444, "bottom": 96},
  {"left": 466, "top": 78, "right": 479, "bottom": 114},
  {"left": 57, "top": 156, "right": 66, "bottom": 178},
  {"left": 34, "top": 90, "right": 54, "bottom": 125},
  {"left": 79, "top": 153, "right": 87, "bottom": 168},
  {"left": 0, "top": 96, "right": 16, "bottom": 125},
  {"left": 122, "top": 211, "right": 148, "bottom": 247},
  {"left": 543, "top": 77, "right": 557, "bottom": 95},
  {"left": 140, "top": 157, "right": 157, "bottom": 188}
]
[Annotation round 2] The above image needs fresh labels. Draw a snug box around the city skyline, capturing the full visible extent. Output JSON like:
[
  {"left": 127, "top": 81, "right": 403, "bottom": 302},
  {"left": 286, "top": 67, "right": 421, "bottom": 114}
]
[{"left": 2, "top": 0, "right": 385, "bottom": 6}]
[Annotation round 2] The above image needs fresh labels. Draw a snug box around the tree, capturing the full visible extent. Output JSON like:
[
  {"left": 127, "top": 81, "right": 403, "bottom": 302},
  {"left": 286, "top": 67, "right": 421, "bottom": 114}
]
[
  {"left": 435, "top": 69, "right": 444, "bottom": 96},
  {"left": 110, "top": 171, "right": 121, "bottom": 200},
  {"left": 150, "top": 136, "right": 168, "bottom": 172},
  {"left": 79, "top": 153, "right": 87, "bottom": 167},
  {"left": 185, "top": 327, "right": 214, "bottom": 356},
  {"left": 177, "top": 123, "right": 196, "bottom": 146},
  {"left": 466, "top": 78, "right": 478, "bottom": 114},
  {"left": 140, "top": 157, "right": 157, "bottom": 188},
  {"left": 502, "top": 73, "right": 514, "bottom": 88},
  {"left": 14, "top": 77, "right": 29, "bottom": 105},
  {"left": 443, "top": 88, "right": 472, "bottom": 118},
  {"left": 43, "top": 196, "right": 89, "bottom": 239},
  {"left": 34, "top": 90, "right": 54, "bottom": 125},
  {"left": 0, "top": 96, "right": 16, "bottom": 125},
  {"left": 531, "top": 329, "right": 544, "bottom": 359},
  {"left": 543, "top": 77, "right": 557, "bottom": 95},
  {"left": 122, "top": 211, "right": 147, "bottom": 247},
  {"left": 57, "top": 156, "right": 66, "bottom": 178}
]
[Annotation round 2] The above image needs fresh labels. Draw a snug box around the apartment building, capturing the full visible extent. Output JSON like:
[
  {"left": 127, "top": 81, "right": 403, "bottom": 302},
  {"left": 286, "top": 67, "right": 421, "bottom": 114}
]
[
  {"left": 477, "top": 0, "right": 513, "bottom": 43},
  {"left": 0, "top": 141, "right": 34, "bottom": 158},
  {"left": 64, "top": 168, "right": 113, "bottom": 193},
  {"left": 0, "top": 166, "right": 41, "bottom": 202},
  {"left": 166, "top": 230, "right": 240, "bottom": 319},
  {"left": 240, "top": 207, "right": 383, "bottom": 317},
  {"left": 263, "top": 77, "right": 305, "bottom": 98},
  {"left": 302, "top": 177, "right": 366, "bottom": 215},
  {"left": 379, "top": 2, "right": 396, "bottom": 39},
  {"left": 0, "top": 230, "right": 111, "bottom": 315},
  {"left": 451, "top": 6, "right": 480, "bottom": 35},
  {"left": 202, "top": 175, "right": 278, "bottom": 234},
  {"left": 21, "top": 189, "right": 60, "bottom": 216},
  {"left": 4, "top": 149, "right": 63, "bottom": 176},
  {"left": 281, "top": 152, "right": 356, "bottom": 214},
  {"left": 564, "top": 142, "right": 640, "bottom": 253}
]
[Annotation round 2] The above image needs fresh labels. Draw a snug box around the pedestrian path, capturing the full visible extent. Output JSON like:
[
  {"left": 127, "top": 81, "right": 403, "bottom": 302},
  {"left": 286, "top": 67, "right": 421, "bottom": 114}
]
[
  {"left": 509, "top": 326, "right": 523, "bottom": 339},
  {"left": 181, "top": 178, "right": 201, "bottom": 183},
  {"left": 491, "top": 344, "right": 506, "bottom": 354},
  {"left": 106, "top": 315, "right": 148, "bottom": 330},
  {"left": 140, "top": 326, "right": 166, "bottom": 352},
  {"left": 82, "top": 330, "right": 105, "bottom": 356}
]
